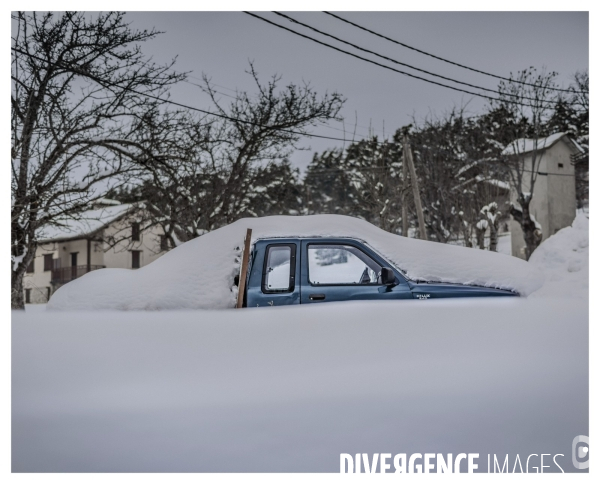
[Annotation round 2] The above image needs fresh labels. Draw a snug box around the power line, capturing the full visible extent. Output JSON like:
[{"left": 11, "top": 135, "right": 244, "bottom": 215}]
[
  {"left": 184, "top": 79, "right": 238, "bottom": 100},
  {"left": 186, "top": 78, "right": 381, "bottom": 138},
  {"left": 323, "top": 11, "right": 585, "bottom": 95},
  {"left": 273, "top": 12, "right": 563, "bottom": 105},
  {"left": 11, "top": 45, "right": 582, "bottom": 175},
  {"left": 189, "top": 73, "right": 388, "bottom": 136},
  {"left": 11, "top": 46, "right": 361, "bottom": 144},
  {"left": 304, "top": 165, "right": 576, "bottom": 178},
  {"left": 244, "top": 12, "right": 558, "bottom": 109}
]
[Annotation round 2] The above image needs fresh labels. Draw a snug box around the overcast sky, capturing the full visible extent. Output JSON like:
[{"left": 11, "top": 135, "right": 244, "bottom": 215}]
[{"left": 125, "top": 11, "right": 589, "bottom": 173}]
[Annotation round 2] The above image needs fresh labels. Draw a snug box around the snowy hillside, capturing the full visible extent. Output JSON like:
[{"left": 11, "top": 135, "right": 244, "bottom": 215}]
[{"left": 47, "top": 215, "right": 544, "bottom": 311}]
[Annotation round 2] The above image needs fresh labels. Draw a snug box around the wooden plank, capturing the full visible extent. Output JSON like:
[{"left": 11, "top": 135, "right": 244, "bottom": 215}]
[{"left": 236, "top": 228, "right": 252, "bottom": 309}]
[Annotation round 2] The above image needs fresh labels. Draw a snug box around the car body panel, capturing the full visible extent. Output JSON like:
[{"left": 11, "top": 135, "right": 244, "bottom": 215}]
[
  {"left": 246, "top": 239, "right": 301, "bottom": 308},
  {"left": 246, "top": 237, "right": 517, "bottom": 307},
  {"left": 407, "top": 281, "right": 516, "bottom": 299}
]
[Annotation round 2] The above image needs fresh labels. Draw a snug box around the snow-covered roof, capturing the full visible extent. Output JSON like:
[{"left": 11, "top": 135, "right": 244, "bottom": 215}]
[
  {"left": 92, "top": 198, "right": 122, "bottom": 207},
  {"left": 38, "top": 203, "right": 137, "bottom": 242},
  {"left": 48, "top": 214, "right": 544, "bottom": 311},
  {"left": 502, "top": 132, "right": 585, "bottom": 156},
  {"left": 480, "top": 177, "right": 510, "bottom": 190},
  {"left": 456, "top": 161, "right": 479, "bottom": 176}
]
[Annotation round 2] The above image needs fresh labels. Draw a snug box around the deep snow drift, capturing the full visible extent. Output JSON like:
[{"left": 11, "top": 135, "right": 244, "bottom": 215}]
[
  {"left": 48, "top": 215, "right": 544, "bottom": 310},
  {"left": 12, "top": 299, "right": 588, "bottom": 472},
  {"left": 528, "top": 212, "right": 589, "bottom": 299}
]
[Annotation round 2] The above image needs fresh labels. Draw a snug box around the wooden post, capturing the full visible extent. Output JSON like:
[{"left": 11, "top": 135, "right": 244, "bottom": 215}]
[
  {"left": 401, "top": 154, "right": 409, "bottom": 237},
  {"left": 402, "top": 128, "right": 427, "bottom": 240},
  {"left": 236, "top": 228, "right": 252, "bottom": 309}
]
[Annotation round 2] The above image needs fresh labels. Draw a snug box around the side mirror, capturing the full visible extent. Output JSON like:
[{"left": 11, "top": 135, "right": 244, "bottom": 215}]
[{"left": 381, "top": 267, "right": 396, "bottom": 285}]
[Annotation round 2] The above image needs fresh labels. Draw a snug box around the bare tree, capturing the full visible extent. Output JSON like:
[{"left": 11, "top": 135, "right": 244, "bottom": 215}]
[
  {"left": 11, "top": 11, "right": 183, "bottom": 308},
  {"left": 494, "top": 68, "right": 558, "bottom": 260},
  {"left": 136, "top": 66, "right": 344, "bottom": 244}
]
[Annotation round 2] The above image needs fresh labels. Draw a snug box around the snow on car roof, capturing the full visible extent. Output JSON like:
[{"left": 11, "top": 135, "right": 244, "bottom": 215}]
[{"left": 48, "top": 214, "right": 544, "bottom": 310}]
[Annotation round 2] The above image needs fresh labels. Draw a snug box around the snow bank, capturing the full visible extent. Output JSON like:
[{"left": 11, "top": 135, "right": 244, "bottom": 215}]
[
  {"left": 48, "top": 215, "right": 544, "bottom": 310},
  {"left": 12, "top": 299, "right": 588, "bottom": 471},
  {"left": 528, "top": 213, "right": 589, "bottom": 299}
]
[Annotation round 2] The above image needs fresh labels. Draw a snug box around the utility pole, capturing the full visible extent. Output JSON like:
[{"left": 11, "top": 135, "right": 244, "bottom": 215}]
[
  {"left": 402, "top": 126, "right": 427, "bottom": 240},
  {"left": 401, "top": 152, "right": 409, "bottom": 237}
]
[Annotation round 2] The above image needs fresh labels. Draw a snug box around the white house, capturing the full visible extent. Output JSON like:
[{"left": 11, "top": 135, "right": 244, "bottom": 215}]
[
  {"left": 23, "top": 199, "right": 167, "bottom": 304},
  {"left": 502, "top": 132, "right": 584, "bottom": 259}
]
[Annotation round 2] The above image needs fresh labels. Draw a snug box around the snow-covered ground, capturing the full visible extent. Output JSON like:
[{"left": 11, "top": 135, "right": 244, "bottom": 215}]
[
  {"left": 528, "top": 213, "right": 589, "bottom": 299},
  {"left": 11, "top": 214, "right": 588, "bottom": 472},
  {"left": 12, "top": 298, "right": 588, "bottom": 472}
]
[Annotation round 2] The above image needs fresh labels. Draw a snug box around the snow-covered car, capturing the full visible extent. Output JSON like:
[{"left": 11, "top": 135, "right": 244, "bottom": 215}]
[
  {"left": 245, "top": 237, "right": 517, "bottom": 307},
  {"left": 47, "top": 215, "right": 544, "bottom": 311}
]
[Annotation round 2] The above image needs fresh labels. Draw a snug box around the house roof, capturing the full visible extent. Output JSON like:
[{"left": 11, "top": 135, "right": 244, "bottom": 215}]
[
  {"left": 502, "top": 132, "right": 585, "bottom": 156},
  {"left": 37, "top": 203, "right": 138, "bottom": 243}
]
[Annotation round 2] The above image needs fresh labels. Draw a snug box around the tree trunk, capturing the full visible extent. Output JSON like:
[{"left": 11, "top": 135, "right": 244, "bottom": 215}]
[
  {"left": 486, "top": 210, "right": 500, "bottom": 253},
  {"left": 509, "top": 197, "right": 542, "bottom": 260},
  {"left": 11, "top": 244, "right": 35, "bottom": 310},
  {"left": 488, "top": 222, "right": 498, "bottom": 252},
  {"left": 476, "top": 225, "right": 486, "bottom": 250}
]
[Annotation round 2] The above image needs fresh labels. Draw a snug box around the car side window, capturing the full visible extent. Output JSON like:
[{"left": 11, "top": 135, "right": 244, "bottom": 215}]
[
  {"left": 308, "top": 244, "right": 382, "bottom": 285},
  {"left": 262, "top": 244, "right": 296, "bottom": 293}
]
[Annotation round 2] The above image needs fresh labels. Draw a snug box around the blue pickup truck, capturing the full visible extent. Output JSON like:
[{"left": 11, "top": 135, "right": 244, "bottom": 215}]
[{"left": 243, "top": 237, "right": 516, "bottom": 307}]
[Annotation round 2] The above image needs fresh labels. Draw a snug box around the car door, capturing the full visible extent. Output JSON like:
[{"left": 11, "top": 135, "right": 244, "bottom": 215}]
[
  {"left": 299, "top": 238, "right": 412, "bottom": 304},
  {"left": 246, "top": 239, "right": 301, "bottom": 307}
]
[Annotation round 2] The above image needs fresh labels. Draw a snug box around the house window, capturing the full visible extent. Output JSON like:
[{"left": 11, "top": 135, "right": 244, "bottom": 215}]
[
  {"left": 160, "top": 235, "right": 169, "bottom": 251},
  {"left": 132, "top": 222, "right": 141, "bottom": 241},
  {"left": 25, "top": 288, "right": 31, "bottom": 304},
  {"left": 558, "top": 163, "right": 564, "bottom": 168},
  {"left": 43, "top": 254, "right": 53, "bottom": 271},
  {"left": 132, "top": 250, "right": 141, "bottom": 269},
  {"left": 26, "top": 259, "right": 34, "bottom": 273}
]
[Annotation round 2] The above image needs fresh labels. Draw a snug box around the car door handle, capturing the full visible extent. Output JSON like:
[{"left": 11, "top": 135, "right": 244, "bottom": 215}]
[{"left": 309, "top": 294, "right": 326, "bottom": 301}]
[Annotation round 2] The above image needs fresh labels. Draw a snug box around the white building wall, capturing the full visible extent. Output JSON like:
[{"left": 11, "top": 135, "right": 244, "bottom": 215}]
[
  {"left": 510, "top": 138, "right": 577, "bottom": 259},
  {"left": 102, "top": 213, "right": 166, "bottom": 269},
  {"left": 546, "top": 140, "right": 576, "bottom": 236},
  {"left": 22, "top": 243, "right": 57, "bottom": 304}
]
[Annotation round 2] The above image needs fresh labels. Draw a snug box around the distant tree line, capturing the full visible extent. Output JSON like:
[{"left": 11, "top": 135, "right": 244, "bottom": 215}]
[{"left": 111, "top": 68, "right": 588, "bottom": 256}]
